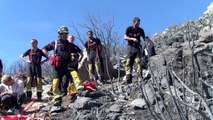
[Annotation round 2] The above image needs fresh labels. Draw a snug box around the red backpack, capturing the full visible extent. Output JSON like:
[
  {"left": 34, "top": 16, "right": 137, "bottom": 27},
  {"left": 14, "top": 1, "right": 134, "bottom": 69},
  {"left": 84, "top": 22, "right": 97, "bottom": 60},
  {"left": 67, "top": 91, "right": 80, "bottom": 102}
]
[{"left": 49, "top": 40, "right": 61, "bottom": 68}]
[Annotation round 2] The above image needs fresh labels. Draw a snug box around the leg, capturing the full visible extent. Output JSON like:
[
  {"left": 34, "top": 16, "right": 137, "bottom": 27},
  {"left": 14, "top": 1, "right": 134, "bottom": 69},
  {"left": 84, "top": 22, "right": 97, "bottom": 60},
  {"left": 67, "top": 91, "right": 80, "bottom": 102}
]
[
  {"left": 1, "top": 95, "right": 14, "bottom": 109},
  {"left": 16, "top": 93, "right": 26, "bottom": 108},
  {"left": 26, "top": 65, "right": 33, "bottom": 100},
  {"left": 95, "top": 60, "right": 104, "bottom": 83},
  {"left": 88, "top": 63, "right": 94, "bottom": 81},
  {"left": 135, "top": 57, "right": 142, "bottom": 76},
  {"left": 36, "top": 65, "right": 43, "bottom": 101},
  {"left": 124, "top": 57, "right": 134, "bottom": 84},
  {"left": 26, "top": 77, "right": 32, "bottom": 100},
  {"left": 61, "top": 75, "right": 69, "bottom": 96},
  {"left": 51, "top": 66, "right": 62, "bottom": 100}
]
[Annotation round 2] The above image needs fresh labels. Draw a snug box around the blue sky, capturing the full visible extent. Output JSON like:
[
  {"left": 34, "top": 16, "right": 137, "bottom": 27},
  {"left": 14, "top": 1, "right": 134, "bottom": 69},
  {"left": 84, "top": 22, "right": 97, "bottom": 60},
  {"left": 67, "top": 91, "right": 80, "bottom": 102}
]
[{"left": 0, "top": 0, "right": 212, "bottom": 69}]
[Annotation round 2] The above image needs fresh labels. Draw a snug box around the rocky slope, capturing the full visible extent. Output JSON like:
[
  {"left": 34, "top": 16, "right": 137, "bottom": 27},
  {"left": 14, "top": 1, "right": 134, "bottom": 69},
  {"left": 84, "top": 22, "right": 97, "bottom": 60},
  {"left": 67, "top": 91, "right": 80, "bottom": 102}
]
[{"left": 52, "top": 4, "right": 213, "bottom": 119}]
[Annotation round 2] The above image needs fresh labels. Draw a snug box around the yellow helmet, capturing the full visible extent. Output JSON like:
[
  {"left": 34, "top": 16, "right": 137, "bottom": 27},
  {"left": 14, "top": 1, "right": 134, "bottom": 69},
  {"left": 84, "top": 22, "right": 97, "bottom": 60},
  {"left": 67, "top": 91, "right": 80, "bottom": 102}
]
[{"left": 58, "top": 26, "right": 69, "bottom": 34}]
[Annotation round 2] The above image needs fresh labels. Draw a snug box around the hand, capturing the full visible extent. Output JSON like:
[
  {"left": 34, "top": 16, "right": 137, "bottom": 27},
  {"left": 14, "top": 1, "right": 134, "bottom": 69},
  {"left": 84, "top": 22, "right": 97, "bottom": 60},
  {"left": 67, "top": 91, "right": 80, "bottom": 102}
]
[
  {"left": 48, "top": 54, "right": 53, "bottom": 59},
  {"left": 133, "top": 38, "right": 138, "bottom": 42},
  {"left": 26, "top": 60, "right": 32, "bottom": 64},
  {"left": 40, "top": 61, "right": 45, "bottom": 65}
]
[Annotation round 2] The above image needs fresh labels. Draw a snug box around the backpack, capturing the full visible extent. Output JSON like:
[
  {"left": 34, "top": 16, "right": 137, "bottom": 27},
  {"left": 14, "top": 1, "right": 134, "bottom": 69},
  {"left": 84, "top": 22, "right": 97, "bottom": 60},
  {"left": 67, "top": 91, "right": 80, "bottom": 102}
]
[{"left": 49, "top": 40, "right": 61, "bottom": 68}]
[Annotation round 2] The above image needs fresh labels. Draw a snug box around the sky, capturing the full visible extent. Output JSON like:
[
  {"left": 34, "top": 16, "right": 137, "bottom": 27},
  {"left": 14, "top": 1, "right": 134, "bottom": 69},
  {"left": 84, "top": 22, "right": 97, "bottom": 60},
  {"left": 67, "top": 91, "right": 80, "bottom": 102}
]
[{"left": 0, "top": 0, "right": 212, "bottom": 70}]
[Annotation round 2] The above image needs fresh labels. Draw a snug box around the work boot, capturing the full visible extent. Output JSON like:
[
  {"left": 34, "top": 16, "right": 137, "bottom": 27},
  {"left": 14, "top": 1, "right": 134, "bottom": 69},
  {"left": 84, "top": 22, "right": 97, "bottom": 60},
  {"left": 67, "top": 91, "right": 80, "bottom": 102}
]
[
  {"left": 53, "top": 97, "right": 62, "bottom": 106},
  {"left": 122, "top": 74, "right": 132, "bottom": 84},
  {"left": 47, "top": 91, "right": 54, "bottom": 96},
  {"left": 37, "top": 92, "right": 42, "bottom": 102},
  {"left": 100, "top": 75, "right": 106, "bottom": 83},
  {"left": 62, "top": 92, "right": 67, "bottom": 97},
  {"left": 97, "top": 75, "right": 105, "bottom": 85}
]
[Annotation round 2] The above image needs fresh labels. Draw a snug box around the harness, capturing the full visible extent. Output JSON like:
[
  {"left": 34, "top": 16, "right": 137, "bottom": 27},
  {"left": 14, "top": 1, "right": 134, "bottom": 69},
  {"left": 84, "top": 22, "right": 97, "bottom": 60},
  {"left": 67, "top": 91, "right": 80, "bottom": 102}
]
[
  {"left": 29, "top": 49, "right": 41, "bottom": 64},
  {"left": 54, "top": 39, "right": 71, "bottom": 59},
  {"left": 70, "top": 44, "right": 78, "bottom": 62},
  {"left": 87, "top": 39, "right": 99, "bottom": 60}
]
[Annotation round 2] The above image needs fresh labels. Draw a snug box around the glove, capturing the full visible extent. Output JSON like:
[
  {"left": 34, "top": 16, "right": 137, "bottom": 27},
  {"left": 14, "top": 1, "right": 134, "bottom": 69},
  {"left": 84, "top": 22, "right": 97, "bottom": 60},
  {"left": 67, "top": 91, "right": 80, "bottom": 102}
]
[{"left": 83, "top": 81, "right": 96, "bottom": 92}]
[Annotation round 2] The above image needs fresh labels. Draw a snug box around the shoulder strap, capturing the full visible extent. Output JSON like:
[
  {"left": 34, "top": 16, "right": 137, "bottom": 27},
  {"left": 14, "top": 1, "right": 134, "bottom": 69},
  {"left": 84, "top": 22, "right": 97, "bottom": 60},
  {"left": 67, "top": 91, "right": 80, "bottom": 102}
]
[
  {"left": 54, "top": 40, "right": 58, "bottom": 54},
  {"left": 87, "top": 40, "right": 90, "bottom": 50},
  {"left": 36, "top": 49, "right": 42, "bottom": 63}
]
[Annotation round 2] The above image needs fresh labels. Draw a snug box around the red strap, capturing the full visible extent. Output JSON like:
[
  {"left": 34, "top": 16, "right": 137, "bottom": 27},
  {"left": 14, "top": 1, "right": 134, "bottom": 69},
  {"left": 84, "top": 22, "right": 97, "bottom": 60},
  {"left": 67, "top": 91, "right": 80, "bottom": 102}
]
[
  {"left": 88, "top": 40, "right": 99, "bottom": 59},
  {"left": 87, "top": 40, "right": 90, "bottom": 50},
  {"left": 0, "top": 99, "right": 37, "bottom": 120},
  {"left": 96, "top": 44, "right": 99, "bottom": 59},
  {"left": 1, "top": 115, "right": 29, "bottom": 120},
  {"left": 19, "top": 98, "right": 37, "bottom": 115},
  {"left": 37, "top": 51, "right": 41, "bottom": 63},
  {"left": 30, "top": 49, "right": 42, "bottom": 64}
]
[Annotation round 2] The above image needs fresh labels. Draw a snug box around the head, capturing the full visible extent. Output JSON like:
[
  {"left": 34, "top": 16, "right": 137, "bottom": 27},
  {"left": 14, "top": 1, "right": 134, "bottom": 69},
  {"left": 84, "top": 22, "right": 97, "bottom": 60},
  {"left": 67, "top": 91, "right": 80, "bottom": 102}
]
[
  {"left": 58, "top": 26, "right": 69, "bottom": 40},
  {"left": 31, "top": 39, "right": 38, "bottom": 48},
  {"left": 87, "top": 31, "right": 93, "bottom": 39},
  {"left": 133, "top": 17, "right": 140, "bottom": 28},
  {"left": 1, "top": 75, "right": 14, "bottom": 86},
  {"left": 68, "top": 35, "right": 75, "bottom": 43}
]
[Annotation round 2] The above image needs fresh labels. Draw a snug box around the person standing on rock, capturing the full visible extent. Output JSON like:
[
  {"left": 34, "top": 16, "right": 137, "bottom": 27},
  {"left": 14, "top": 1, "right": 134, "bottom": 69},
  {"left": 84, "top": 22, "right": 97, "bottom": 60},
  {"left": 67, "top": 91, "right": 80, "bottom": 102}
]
[
  {"left": 20, "top": 39, "right": 49, "bottom": 101},
  {"left": 42, "top": 26, "right": 71, "bottom": 104},
  {"left": 42, "top": 27, "right": 87, "bottom": 105},
  {"left": 62, "top": 35, "right": 84, "bottom": 97},
  {"left": 84, "top": 31, "right": 104, "bottom": 84},
  {"left": 123, "top": 17, "right": 146, "bottom": 84}
]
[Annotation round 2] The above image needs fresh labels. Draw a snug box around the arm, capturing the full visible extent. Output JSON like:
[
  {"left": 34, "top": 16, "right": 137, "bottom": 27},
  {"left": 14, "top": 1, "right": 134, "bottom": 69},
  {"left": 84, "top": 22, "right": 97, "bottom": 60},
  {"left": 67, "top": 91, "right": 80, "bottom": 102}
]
[
  {"left": 76, "top": 45, "right": 83, "bottom": 62},
  {"left": 84, "top": 41, "right": 87, "bottom": 48},
  {"left": 42, "top": 48, "right": 51, "bottom": 59},
  {"left": 1, "top": 92, "right": 17, "bottom": 97},
  {"left": 41, "top": 58, "right": 49, "bottom": 65},
  {"left": 124, "top": 27, "right": 138, "bottom": 42},
  {"left": 78, "top": 52, "right": 83, "bottom": 62},
  {"left": 124, "top": 34, "right": 138, "bottom": 42},
  {"left": 140, "top": 28, "right": 146, "bottom": 40},
  {"left": 40, "top": 50, "right": 49, "bottom": 65},
  {"left": 20, "top": 49, "right": 32, "bottom": 64},
  {"left": 14, "top": 80, "right": 24, "bottom": 95},
  {"left": 42, "top": 41, "right": 55, "bottom": 59}
]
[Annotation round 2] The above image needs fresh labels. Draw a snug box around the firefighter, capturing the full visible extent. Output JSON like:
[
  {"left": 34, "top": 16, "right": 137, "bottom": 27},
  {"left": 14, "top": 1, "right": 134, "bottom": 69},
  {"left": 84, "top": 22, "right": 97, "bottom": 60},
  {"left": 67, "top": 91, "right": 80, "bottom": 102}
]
[
  {"left": 20, "top": 39, "right": 48, "bottom": 101},
  {"left": 123, "top": 17, "right": 146, "bottom": 84}
]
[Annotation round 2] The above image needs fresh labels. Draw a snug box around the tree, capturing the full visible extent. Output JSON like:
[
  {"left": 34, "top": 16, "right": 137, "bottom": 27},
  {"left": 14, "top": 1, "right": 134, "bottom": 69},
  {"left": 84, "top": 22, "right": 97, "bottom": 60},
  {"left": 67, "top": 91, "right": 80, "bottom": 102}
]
[
  {"left": 6, "top": 60, "right": 27, "bottom": 76},
  {"left": 70, "top": 14, "right": 124, "bottom": 58}
]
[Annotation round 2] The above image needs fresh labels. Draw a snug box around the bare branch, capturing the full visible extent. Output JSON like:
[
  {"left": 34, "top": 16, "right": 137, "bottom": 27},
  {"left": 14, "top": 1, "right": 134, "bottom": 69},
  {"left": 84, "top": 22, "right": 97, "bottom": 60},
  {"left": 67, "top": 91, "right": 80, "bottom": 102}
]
[{"left": 172, "top": 70, "right": 213, "bottom": 119}]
